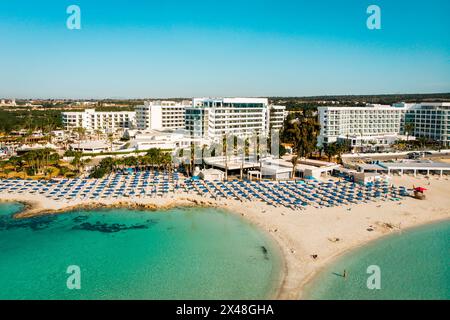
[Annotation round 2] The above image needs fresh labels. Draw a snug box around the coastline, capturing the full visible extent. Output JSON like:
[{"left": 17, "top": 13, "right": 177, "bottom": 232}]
[
  {"left": 297, "top": 216, "right": 450, "bottom": 299},
  {"left": 1, "top": 175, "right": 449, "bottom": 300},
  {"left": 1, "top": 196, "right": 287, "bottom": 300}
]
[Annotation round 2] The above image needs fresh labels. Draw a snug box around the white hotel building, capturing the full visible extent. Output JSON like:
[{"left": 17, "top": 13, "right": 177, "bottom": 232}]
[
  {"left": 318, "top": 104, "right": 406, "bottom": 150},
  {"left": 62, "top": 98, "right": 286, "bottom": 141},
  {"left": 399, "top": 102, "right": 450, "bottom": 147},
  {"left": 268, "top": 105, "right": 287, "bottom": 131},
  {"left": 186, "top": 98, "right": 286, "bottom": 140},
  {"left": 62, "top": 109, "right": 136, "bottom": 133},
  {"left": 135, "top": 100, "right": 190, "bottom": 130}
]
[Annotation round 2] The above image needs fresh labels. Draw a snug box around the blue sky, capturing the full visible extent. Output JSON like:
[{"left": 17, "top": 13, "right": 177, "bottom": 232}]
[{"left": 0, "top": 0, "right": 449, "bottom": 98}]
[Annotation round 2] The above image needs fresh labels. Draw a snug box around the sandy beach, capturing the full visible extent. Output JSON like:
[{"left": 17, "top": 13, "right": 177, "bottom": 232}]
[{"left": 1, "top": 174, "right": 449, "bottom": 300}]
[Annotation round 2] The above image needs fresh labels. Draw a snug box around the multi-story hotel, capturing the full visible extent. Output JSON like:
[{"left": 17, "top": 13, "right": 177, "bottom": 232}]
[
  {"left": 62, "top": 98, "right": 285, "bottom": 139},
  {"left": 397, "top": 102, "right": 450, "bottom": 147},
  {"left": 317, "top": 104, "right": 406, "bottom": 150},
  {"left": 185, "top": 106, "right": 209, "bottom": 139},
  {"left": 62, "top": 109, "right": 136, "bottom": 133},
  {"left": 268, "top": 105, "right": 287, "bottom": 131},
  {"left": 186, "top": 98, "right": 286, "bottom": 140},
  {"left": 135, "top": 100, "right": 190, "bottom": 130}
]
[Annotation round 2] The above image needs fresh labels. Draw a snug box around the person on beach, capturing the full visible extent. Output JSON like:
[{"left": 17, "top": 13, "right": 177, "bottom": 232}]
[{"left": 343, "top": 270, "right": 347, "bottom": 279}]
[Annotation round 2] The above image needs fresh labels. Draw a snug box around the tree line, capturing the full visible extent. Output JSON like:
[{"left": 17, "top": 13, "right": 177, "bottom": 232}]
[
  {"left": 0, "top": 148, "right": 61, "bottom": 177},
  {"left": 89, "top": 149, "right": 173, "bottom": 178},
  {"left": 0, "top": 109, "right": 62, "bottom": 133}
]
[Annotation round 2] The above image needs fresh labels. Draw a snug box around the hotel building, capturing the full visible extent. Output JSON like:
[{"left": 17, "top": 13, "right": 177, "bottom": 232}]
[
  {"left": 397, "top": 102, "right": 450, "bottom": 147},
  {"left": 317, "top": 104, "right": 406, "bottom": 150},
  {"left": 62, "top": 98, "right": 286, "bottom": 140},
  {"left": 135, "top": 100, "right": 190, "bottom": 130},
  {"left": 268, "top": 105, "right": 287, "bottom": 131},
  {"left": 186, "top": 98, "right": 286, "bottom": 140},
  {"left": 62, "top": 109, "right": 136, "bottom": 133},
  {"left": 185, "top": 106, "right": 209, "bottom": 139}
]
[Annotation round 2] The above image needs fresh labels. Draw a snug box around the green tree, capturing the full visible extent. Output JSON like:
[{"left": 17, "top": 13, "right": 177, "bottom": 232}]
[
  {"left": 324, "top": 142, "right": 346, "bottom": 163},
  {"left": 290, "top": 155, "right": 298, "bottom": 179},
  {"left": 324, "top": 143, "right": 337, "bottom": 162},
  {"left": 107, "top": 133, "right": 115, "bottom": 151},
  {"left": 284, "top": 111, "right": 320, "bottom": 158},
  {"left": 404, "top": 123, "right": 415, "bottom": 142}
]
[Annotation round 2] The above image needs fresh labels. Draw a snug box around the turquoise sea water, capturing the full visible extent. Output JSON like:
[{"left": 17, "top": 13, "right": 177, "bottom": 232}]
[
  {"left": 0, "top": 203, "right": 281, "bottom": 300},
  {"left": 304, "top": 220, "right": 450, "bottom": 300}
]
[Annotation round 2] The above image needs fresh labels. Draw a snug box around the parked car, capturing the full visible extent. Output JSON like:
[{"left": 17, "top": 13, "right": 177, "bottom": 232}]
[{"left": 407, "top": 152, "right": 420, "bottom": 160}]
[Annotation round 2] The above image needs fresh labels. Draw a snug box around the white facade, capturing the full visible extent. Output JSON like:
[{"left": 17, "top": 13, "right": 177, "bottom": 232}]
[
  {"left": 185, "top": 106, "right": 209, "bottom": 139},
  {"left": 62, "top": 109, "right": 136, "bottom": 133},
  {"left": 186, "top": 98, "right": 285, "bottom": 140},
  {"left": 337, "top": 134, "right": 410, "bottom": 150},
  {"left": 135, "top": 100, "right": 189, "bottom": 130},
  {"left": 397, "top": 102, "right": 450, "bottom": 147},
  {"left": 70, "top": 141, "right": 110, "bottom": 153},
  {"left": 126, "top": 129, "right": 206, "bottom": 151},
  {"left": 318, "top": 104, "right": 406, "bottom": 148},
  {"left": 268, "top": 105, "right": 287, "bottom": 131},
  {"left": 0, "top": 99, "right": 16, "bottom": 106}
]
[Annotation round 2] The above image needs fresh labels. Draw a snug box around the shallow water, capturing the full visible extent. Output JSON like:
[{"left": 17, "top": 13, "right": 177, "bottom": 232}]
[
  {"left": 0, "top": 203, "right": 281, "bottom": 300},
  {"left": 304, "top": 220, "right": 450, "bottom": 300}
]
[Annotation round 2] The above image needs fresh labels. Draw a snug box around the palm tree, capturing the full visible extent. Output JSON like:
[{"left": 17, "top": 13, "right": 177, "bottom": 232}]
[
  {"left": 359, "top": 130, "right": 364, "bottom": 152},
  {"left": 147, "top": 149, "right": 160, "bottom": 168},
  {"left": 94, "top": 129, "right": 103, "bottom": 141},
  {"left": 201, "top": 144, "right": 209, "bottom": 169},
  {"left": 75, "top": 127, "right": 86, "bottom": 141},
  {"left": 161, "top": 152, "right": 172, "bottom": 172},
  {"left": 78, "top": 158, "right": 91, "bottom": 175},
  {"left": 123, "top": 156, "right": 139, "bottom": 171},
  {"left": 176, "top": 148, "right": 188, "bottom": 175},
  {"left": 189, "top": 142, "right": 196, "bottom": 176},
  {"left": 317, "top": 146, "right": 323, "bottom": 159},
  {"left": 222, "top": 135, "right": 229, "bottom": 181},
  {"left": 7, "top": 156, "right": 22, "bottom": 172},
  {"left": 70, "top": 151, "right": 83, "bottom": 171},
  {"left": 107, "top": 133, "right": 114, "bottom": 151},
  {"left": 290, "top": 155, "right": 298, "bottom": 179},
  {"left": 75, "top": 127, "right": 86, "bottom": 150},
  {"left": 324, "top": 142, "right": 338, "bottom": 162},
  {"left": 335, "top": 143, "right": 346, "bottom": 164},
  {"left": 404, "top": 123, "right": 414, "bottom": 142},
  {"left": 418, "top": 137, "right": 427, "bottom": 151},
  {"left": 43, "top": 121, "right": 54, "bottom": 143}
]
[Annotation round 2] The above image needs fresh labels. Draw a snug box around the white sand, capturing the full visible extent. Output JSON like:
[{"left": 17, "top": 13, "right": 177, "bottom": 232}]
[{"left": 1, "top": 175, "right": 449, "bottom": 300}]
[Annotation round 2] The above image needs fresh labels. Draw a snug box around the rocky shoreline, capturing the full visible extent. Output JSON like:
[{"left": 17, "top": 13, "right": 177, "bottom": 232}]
[{"left": 7, "top": 198, "right": 221, "bottom": 219}]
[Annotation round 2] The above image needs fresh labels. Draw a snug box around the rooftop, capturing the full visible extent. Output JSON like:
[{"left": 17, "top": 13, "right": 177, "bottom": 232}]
[
  {"left": 379, "top": 161, "right": 450, "bottom": 170},
  {"left": 70, "top": 141, "right": 109, "bottom": 150},
  {"left": 357, "top": 163, "right": 386, "bottom": 171}
]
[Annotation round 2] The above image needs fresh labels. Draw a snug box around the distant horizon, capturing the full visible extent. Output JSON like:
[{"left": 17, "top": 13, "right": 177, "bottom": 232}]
[{"left": 2, "top": 92, "right": 450, "bottom": 101}]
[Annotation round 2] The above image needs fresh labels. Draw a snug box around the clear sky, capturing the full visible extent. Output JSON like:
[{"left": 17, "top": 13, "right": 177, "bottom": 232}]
[{"left": 0, "top": 0, "right": 449, "bottom": 99}]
